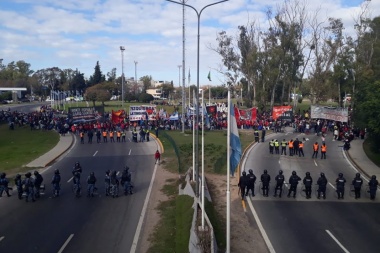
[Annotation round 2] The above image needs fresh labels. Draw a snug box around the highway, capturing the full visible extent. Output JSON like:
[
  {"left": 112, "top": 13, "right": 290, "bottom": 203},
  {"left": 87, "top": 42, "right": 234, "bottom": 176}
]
[
  {"left": 244, "top": 131, "right": 380, "bottom": 253},
  {"left": 0, "top": 115, "right": 159, "bottom": 252}
]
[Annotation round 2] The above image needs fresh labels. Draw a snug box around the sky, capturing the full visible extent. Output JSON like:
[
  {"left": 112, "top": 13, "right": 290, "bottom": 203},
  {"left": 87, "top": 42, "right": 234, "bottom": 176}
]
[{"left": 0, "top": 0, "right": 379, "bottom": 87}]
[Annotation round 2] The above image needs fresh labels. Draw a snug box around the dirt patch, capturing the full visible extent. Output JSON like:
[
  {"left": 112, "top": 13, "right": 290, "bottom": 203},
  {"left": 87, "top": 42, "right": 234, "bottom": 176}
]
[
  {"left": 138, "top": 161, "right": 178, "bottom": 253},
  {"left": 206, "top": 173, "right": 269, "bottom": 253}
]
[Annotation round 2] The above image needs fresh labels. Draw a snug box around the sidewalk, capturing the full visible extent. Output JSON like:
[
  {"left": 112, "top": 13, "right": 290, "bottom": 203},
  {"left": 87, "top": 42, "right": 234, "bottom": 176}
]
[
  {"left": 26, "top": 133, "right": 74, "bottom": 168},
  {"left": 346, "top": 138, "right": 380, "bottom": 180}
]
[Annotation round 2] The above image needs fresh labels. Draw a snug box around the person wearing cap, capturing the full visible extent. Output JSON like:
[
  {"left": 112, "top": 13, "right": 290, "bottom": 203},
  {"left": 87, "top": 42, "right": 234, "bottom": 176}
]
[
  {"left": 368, "top": 175, "right": 379, "bottom": 200},
  {"left": 238, "top": 171, "right": 248, "bottom": 200},
  {"left": 274, "top": 170, "right": 285, "bottom": 198},
  {"left": 352, "top": 173, "right": 363, "bottom": 199}
]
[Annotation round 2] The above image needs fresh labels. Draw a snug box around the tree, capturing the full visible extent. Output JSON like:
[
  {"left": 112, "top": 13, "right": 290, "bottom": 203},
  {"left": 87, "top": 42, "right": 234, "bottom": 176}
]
[
  {"left": 84, "top": 82, "right": 113, "bottom": 106},
  {"left": 107, "top": 68, "right": 117, "bottom": 82},
  {"left": 88, "top": 61, "right": 105, "bottom": 86},
  {"left": 140, "top": 75, "right": 152, "bottom": 92}
]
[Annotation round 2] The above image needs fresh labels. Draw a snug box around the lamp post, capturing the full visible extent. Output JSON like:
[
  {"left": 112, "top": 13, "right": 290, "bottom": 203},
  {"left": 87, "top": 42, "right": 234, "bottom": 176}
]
[
  {"left": 177, "top": 65, "right": 182, "bottom": 88},
  {"left": 166, "top": 0, "right": 229, "bottom": 246},
  {"left": 134, "top": 60, "right": 138, "bottom": 84},
  {"left": 120, "top": 46, "right": 125, "bottom": 109}
]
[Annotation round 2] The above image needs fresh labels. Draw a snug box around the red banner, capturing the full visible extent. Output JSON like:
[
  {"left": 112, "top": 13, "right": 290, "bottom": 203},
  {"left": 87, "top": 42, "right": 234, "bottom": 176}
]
[
  {"left": 112, "top": 110, "right": 125, "bottom": 124},
  {"left": 272, "top": 106, "right": 292, "bottom": 120},
  {"left": 238, "top": 107, "right": 257, "bottom": 122}
]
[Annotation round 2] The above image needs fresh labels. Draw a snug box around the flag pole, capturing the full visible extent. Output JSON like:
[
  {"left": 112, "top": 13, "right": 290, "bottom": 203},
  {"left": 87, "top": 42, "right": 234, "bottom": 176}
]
[
  {"left": 192, "top": 89, "right": 196, "bottom": 181},
  {"left": 226, "top": 87, "right": 231, "bottom": 253},
  {"left": 201, "top": 89, "right": 205, "bottom": 229}
]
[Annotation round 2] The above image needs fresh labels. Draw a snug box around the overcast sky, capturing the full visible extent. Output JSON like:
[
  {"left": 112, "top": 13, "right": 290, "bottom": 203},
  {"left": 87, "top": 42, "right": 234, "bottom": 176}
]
[{"left": 0, "top": 0, "right": 378, "bottom": 86}]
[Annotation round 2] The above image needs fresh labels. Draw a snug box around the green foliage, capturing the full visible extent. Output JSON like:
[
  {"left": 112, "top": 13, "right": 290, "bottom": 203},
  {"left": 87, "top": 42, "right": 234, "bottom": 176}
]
[
  {"left": 138, "top": 93, "right": 154, "bottom": 103},
  {"left": 88, "top": 61, "right": 105, "bottom": 86}
]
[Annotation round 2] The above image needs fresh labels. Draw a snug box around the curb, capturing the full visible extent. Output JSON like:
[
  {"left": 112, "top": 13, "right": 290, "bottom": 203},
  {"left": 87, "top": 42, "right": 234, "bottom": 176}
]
[
  {"left": 45, "top": 133, "right": 75, "bottom": 167},
  {"left": 345, "top": 149, "right": 371, "bottom": 179},
  {"left": 150, "top": 133, "right": 164, "bottom": 154}
]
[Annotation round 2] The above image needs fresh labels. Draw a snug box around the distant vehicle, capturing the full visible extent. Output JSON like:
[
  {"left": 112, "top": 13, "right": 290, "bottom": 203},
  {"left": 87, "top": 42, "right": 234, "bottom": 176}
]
[
  {"left": 45, "top": 98, "right": 54, "bottom": 102},
  {"left": 290, "top": 93, "right": 302, "bottom": 100},
  {"left": 74, "top": 96, "right": 84, "bottom": 101},
  {"left": 110, "top": 95, "right": 119, "bottom": 101},
  {"left": 65, "top": 97, "right": 74, "bottom": 101}
]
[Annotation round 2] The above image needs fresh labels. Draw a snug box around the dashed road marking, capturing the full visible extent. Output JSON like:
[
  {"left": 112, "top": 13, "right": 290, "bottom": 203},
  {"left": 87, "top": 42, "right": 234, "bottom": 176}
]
[
  {"left": 0, "top": 236, "right": 4, "bottom": 242},
  {"left": 325, "top": 230, "right": 350, "bottom": 253},
  {"left": 314, "top": 160, "right": 318, "bottom": 166},
  {"left": 329, "top": 182, "right": 337, "bottom": 190},
  {"left": 93, "top": 151, "right": 98, "bottom": 156},
  {"left": 128, "top": 149, "right": 132, "bottom": 156},
  {"left": 57, "top": 234, "right": 74, "bottom": 253}
]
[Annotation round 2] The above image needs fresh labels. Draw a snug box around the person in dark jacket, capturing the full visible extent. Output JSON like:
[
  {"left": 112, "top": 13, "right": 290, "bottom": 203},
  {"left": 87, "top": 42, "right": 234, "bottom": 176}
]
[
  {"left": 238, "top": 171, "right": 248, "bottom": 200},
  {"left": 317, "top": 173, "right": 328, "bottom": 199},
  {"left": 33, "top": 171, "right": 43, "bottom": 198},
  {"left": 246, "top": 169, "right": 256, "bottom": 197},
  {"left": 274, "top": 170, "right": 285, "bottom": 198},
  {"left": 303, "top": 172, "right": 313, "bottom": 199},
  {"left": 368, "top": 175, "right": 379, "bottom": 200},
  {"left": 352, "top": 173, "right": 363, "bottom": 199},
  {"left": 336, "top": 173, "right": 346, "bottom": 199},
  {"left": 0, "top": 173, "right": 11, "bottom": 197},
  {"left": 14, "top": 174, "right": 23, "bottom": 199},
  {"left": 287, "top": 171, "right": 301, "bottom": 198},
  {"left": 261, "top": 170, "right": 271, "bottom": 197}
]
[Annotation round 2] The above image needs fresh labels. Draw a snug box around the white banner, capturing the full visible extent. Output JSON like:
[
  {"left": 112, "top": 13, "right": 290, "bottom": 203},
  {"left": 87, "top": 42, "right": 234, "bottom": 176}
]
[
  {"left": 129, "top": 105, "right": 156, "bottom": 121},
  {"left": 310, "top": 105, "right": 348, "bottom": 122}
]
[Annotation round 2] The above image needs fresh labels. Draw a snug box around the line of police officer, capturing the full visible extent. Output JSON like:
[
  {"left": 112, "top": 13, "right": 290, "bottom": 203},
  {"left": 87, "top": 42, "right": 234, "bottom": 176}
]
[{"left": 238, "top": 170, "right": 379, "bottom": 200}]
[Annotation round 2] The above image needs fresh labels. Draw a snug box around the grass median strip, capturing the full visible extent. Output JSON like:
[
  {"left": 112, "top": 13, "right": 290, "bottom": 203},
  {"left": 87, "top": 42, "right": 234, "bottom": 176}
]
[{"left": 0, "top": 124, "right": 59, "bottom": 173}]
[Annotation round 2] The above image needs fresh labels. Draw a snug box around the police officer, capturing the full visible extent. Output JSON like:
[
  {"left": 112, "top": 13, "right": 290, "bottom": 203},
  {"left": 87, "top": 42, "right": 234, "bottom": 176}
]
[
  {"left": 261, "top": 170, "right": 271, "bottom": 197},
  {"left": 87, "top": 129, "right": 93, "bottom": 144},
  {"left": 146, "top": 128, "right": 150, "bottom": 142},
  {"left": 288, "top": 171, "right": 301, "bottom": 198},
  {"left": 274, "top": 139, "right": 280, "bottom": 154},
  {"left": 274, "top": 170, "right": 285, "bottom": 198},
  {"left": 281, "top": 139, "right": 287, "bottom": 155},
  {"left": 23, "top": 172, "right": 35, "bottom": 202},
  {"left": 261, "top": 128, "right": 266, "bottom": 142},
  {"left": 303, "top": 172, "right": 313, "bottom": 199},
  {"left": 121, "top": 167, "right": 133, "bottom": 195},
  {"left": 33, "top": 171, "right": 43, "bottom": 198},
  {"left": 96, "top": 130, "right": 101, "bottom": 143},
  {"left": 298, "top": 138, "right": 305, "bottom": 157},
  {"left": 0, "top": 173, "right": 11, "bottom": 197},
  {"left": 288, "top": 139, "right": 294, "bottom": 156},
  {"left": 105, "top": 170, "right": 111, "bottom": 196},
  {"left": 254, "top": 129, "right": 259, "bottom": 143},
  {"left": 246, "top": 169, "right": 256, "bottom": 197},
  {"left": 238, "top": 171, "right": 248, "bottom": 200},
  {"left": 51, "top": 169, "right": 61, "bottom": 197},
  {"left": 110, "top": 170, "right": 119, "bottom": 198},
  {"left": 293, "top": 138, "right": 300, "bottom": 156},
  {"left": 87, "top": 172, "right": 97, "bottom": 197},
  {"left": 368, "top": 175, "right": 379, "bottom": 200},
  {"left": 336, "top": 173, "right": 346, "bottom": 199},
  {"left": 269, "top": 139, "right": 274, "bottom": 154},
  {"left": 321, "top": 143, "right": 327, "bottom": 159},
  {"left": 317, "top": 172, "right": 328, "bottom": 199},
  {"left": 72, "top": 162, "right": 82, "bottom": 177},
  {"left": 15, "top": 174, "right": 23, "bottom": 200},
  {"left": 352, "top": 173, "right": 363, "bottom": 199}
]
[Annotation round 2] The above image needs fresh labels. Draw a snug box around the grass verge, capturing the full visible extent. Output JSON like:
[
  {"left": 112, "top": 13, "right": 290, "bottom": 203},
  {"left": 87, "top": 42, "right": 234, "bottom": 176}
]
[
  {"left": 147, "top": 178, "right": 193, "bottom": 253},
  {"left": 363, "top": 138, "right": 380, "bottom": 167},
  {"left": 0, "top": 124, "right": 59, "bottom": 173}
]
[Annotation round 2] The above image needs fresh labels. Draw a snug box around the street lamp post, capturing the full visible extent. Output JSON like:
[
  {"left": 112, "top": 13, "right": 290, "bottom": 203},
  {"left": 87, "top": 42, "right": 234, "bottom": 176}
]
[
  {"left": 120, "top": 46, "right": 125, "bottom": 109},
  {"left": 177, "top": 64, "right": 182, "bottom": 88},
  {"left": 134, "top": 60, "right": 138, "bottom": 84},
  {"left": 166, "top": 0, "right": 229, "bottom": 248}
]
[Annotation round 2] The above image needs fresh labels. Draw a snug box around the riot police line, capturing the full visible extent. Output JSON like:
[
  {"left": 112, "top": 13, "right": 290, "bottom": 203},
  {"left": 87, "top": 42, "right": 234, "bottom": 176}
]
[
  {"left": 0, "top": 162, "right": 134, "bottom": 202},
  {"left": 238, "top": 170, "right": 379, "bottom": 200}
]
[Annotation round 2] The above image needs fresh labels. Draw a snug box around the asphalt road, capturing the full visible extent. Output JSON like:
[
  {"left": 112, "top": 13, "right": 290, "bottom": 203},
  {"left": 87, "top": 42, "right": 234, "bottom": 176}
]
[
  {"left": 0, "top": 129, "right": 160, "bottom": 252},
  {"left": 244, "top": 131, "right": 380, "bottom": 253}
]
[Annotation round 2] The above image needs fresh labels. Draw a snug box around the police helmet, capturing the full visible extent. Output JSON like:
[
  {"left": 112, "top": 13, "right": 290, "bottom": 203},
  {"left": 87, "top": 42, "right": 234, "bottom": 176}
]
[
  {"left": 306, "top": 172, "right": 310, "bottom": 176},
  {"left": 279, "top": 170, "right": 283, "bottom": 175},
  {"left": 125, "top": 166, "right": 130, "bottom": 171},
  {"left": 372, "top": 175, "right": 376, "bottom": 180},
  {"left": 242, "top": 171, "right": 246, "bottom": 176},
  {"left": 320, "top": 172, "right": 325, "bottom": 177},
  {"left": 249, "top": 169, "right": 253, "bottom": 174},
  {"left": 25, "top": 172, "right": 32, "bottom": 178},
  {"left": 356, "top": 173, "right": 360, "bottom": 178},
  {"left": 106, "top": 170, "right": 110, "bottom": 175},
  {"left": 90, "top": 172, "right": 95, "bottom": 176},
  {"left": 292, "top": 171, "right": 296, "bottom": 175},
  {"left": 16, "top": 174, "right": 21, "bottom": 178},
  {"left": 339, "top": 173, "right": 343, "bottom": 177},
  {"left": 264, "top": 169, "right": 268, "bottom": 174},
  {"left": 0, "top": 172, "right": 5, "bottom": 178},
  {"left": 34, "top": 171, "right": 39, "bottom": 175},
  {"left": 55, "top": 169, "right": 60, "bottom": 175}
]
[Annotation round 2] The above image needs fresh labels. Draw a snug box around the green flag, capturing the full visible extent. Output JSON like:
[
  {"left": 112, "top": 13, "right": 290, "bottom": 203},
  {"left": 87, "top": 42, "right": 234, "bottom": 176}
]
[{"left": 207, "top": 71, "right": 211, "bottom": 81}]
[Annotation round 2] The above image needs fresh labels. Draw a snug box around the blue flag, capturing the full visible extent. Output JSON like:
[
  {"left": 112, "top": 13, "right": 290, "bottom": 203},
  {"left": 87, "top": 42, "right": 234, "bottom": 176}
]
[{"left": 230, "top": 102, "right": 242, "bottom": 176}]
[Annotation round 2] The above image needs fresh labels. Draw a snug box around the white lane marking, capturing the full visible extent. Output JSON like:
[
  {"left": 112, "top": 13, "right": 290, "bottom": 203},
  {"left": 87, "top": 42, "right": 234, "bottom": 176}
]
[
  {"left": 328, "top": 182, "right": 336, "bottom": 190},
  {"left": 58, "top": 234, "right": 74, "bottom": 253},
  {"left": 342, "top": 149, "right": 369, "bottom": 183},
  {"left": 314, "top": 160, "right": 318, "bottom": 166},
  {"left": 128, "top": 138, "right": 131, "bottom": 142},
  {"left": 278, "top": 160, "right": 281, "bottom": 164},
  {"left": 325, "top": 230, "right": 350, "bottom": 253},
  {"left": 128, "top": 149, "right": 132, "bottom": 156},
  {"left": 67, "top": 177, "right": 73, "bottom": 183},
  {"left": 0, "top": 236, "right": 4, "bottom": 242},
  {"left": 130, "top": 159, "right": 160, "bottom": 252},
  {"left": 116, "top": 171, "right": 120, "bottom": 176},
  {"left": 93, "top": 150, "right": 98, "bottom": 157},
  {"left": 247, "top": 198, "right": 276, "bottom": 253}
]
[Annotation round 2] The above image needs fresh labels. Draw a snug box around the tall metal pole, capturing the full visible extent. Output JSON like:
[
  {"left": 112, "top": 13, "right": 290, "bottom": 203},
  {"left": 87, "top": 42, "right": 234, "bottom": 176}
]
[
  {"left": 166, "top": 0, "right": 229, "bottom": 200},
  {"left": 178, "top": 65, "right": 182, "bottom": 87},
  {"left": 181, "top": 0, "right": 186, "bottom": 133},
  {"left": 201, "top": 89, "right": 205, "bottom": 229},
  {"left": 226, "top": 88, "right": 231, "bottom": 253},
  {"left": 120, "top": 46, "right": 125, "bottom": 109},
  {"left": 134, "top": 60, "right": 138, "bottom": 83}
]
